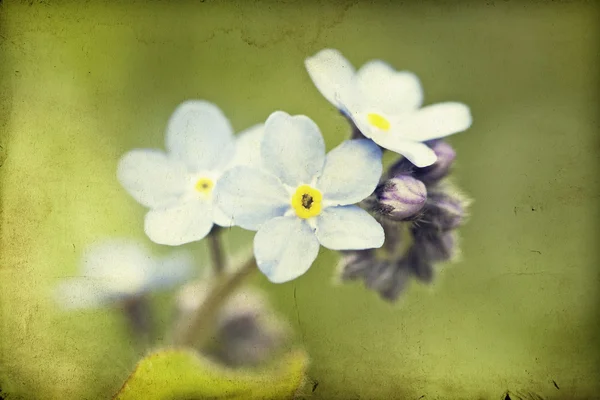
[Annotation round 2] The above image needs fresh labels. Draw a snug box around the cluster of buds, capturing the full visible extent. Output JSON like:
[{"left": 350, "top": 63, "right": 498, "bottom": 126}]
[{"left": 342, "top": 140, "right": 470, "bottom": 301}]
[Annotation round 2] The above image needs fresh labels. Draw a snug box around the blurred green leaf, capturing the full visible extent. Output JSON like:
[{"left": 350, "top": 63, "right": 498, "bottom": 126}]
[{"left": 114, "top": 348, "right": 309, "bottom": 400}]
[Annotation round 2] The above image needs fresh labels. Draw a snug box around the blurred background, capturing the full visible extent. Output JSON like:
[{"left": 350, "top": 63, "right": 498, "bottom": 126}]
[{"left": 1, "top": 1, "right": 599, "bottom": 399}]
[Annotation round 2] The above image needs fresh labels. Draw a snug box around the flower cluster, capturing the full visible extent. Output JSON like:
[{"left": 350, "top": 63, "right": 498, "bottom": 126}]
[
  {"left": 57, "top": 46, "right": 473, "bottom": 337},
  {"left": 341, "top": 139, "right": 471, "bottom": 301}
]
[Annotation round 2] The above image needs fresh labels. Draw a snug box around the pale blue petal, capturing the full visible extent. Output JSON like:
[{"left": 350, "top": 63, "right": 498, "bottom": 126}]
[
  {"left": 305, "top": 48, "right": 356, "bottom": 109},
  {"left": 367, "top": 132, "right": 438, "bottom": 168},
  {"left": 388, "top": 102, "right": 472, "bottom": 142},
  {"left": 81, "top": 239, "right": 154, "bottom": 291},
  {"left": 147, "top": 251, "right": 194, "bottom": 290},
  {"left": 144, "top": 199, "right": 214, "bottom": 246},
  {"left": 117, "top": 149, "right": 188, "bottom": 209},
  {"left": 254, "top": 216, "right": 320, "bottom": 283},
  {"left": 229, "top": 124, "right": 265, "bottom": 168},
  {"left": 165, "top": 100, "right": 236, "bottom": 172},
  {"left": 54, "top": 279, "right": 117, "bottom": 310},
  {"left": 355, "top": 60, "right": 423, "bottom": 113},
  {"left": 316, "top": 205, "right": 384, "bottom": 250},
  {"left": 316, "top": 139, "right": 382, "bottom": 206},
  {"left": 261, "top": 111, "right": 326, "bottom": 187},
  {"left": 213, "top": 166, "right": 290, "bottom": 231}
]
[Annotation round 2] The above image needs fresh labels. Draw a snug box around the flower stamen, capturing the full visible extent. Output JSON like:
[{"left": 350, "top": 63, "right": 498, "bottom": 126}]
[
  {"left": 367, "top": 113, "right": 391, "bottom": 131},
  {"left": 291, "top": 185, "right": 322, "bottom": 219},
  {"left": 195, "top": 178, "right": 214, "bottom": 195}
]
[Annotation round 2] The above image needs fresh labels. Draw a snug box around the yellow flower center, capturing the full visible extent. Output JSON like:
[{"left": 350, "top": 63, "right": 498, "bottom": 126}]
[
  {"left": 291, "top": 184, "right": 322, "bottom": 219},
  {"left": 367, "top": 113, "right": 391, "bottom": 131},
  {"left": 195, "top": 177, "right": 214, "bottom": 195}
]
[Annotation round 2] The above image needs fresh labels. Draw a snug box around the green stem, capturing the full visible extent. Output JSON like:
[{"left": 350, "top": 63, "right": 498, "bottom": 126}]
[
  {"left": 174, "top": 257, "right": 257, "bottom": 348},
  {"left": 207, "top": 228, "right": 225, "bottom": 276}
]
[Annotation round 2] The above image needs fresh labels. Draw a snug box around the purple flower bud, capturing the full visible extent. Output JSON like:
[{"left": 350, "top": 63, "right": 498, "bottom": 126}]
[
  {"left": 387, "top": 141, "right": 456, "bottom": 185},
  {"left": 423, "top": 192, "right": 465, "bottom": 231},
  {"left": 339, "top": 250, "right": 375, "bottom": 281},
  {"left": 412, "top": 228, "right": 456, "bottom": 263},
  {"left": 373, "top": 176, "right": 427, "bottom": 221},
  {"left": 402, "top": 247, "right": 435, "bottom": 283},
  {"left": 417, "top": 141, "right": 456, "bottom": 184},
  {"left": 365, "top": 259, "right": 411, "bottom": 302}
]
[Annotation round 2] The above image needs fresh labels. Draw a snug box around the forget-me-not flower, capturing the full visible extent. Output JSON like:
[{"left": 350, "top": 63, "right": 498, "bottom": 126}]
[
  {"left": 117, "top": 101, "right": 264, "bottom": 246},
  {"left": 55, "top": 239, "right": 192, "bottom": 309},
  {"left": 214, "top": 111, "right": 385, "bottom": 283},
  {"left": 305, "top": 49, "right": 472, "bottom": 167}
]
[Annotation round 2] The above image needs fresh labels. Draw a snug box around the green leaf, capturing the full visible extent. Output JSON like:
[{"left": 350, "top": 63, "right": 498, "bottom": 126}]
[{"left": 113, "top": 348, "right": 309, "bottom": 400}]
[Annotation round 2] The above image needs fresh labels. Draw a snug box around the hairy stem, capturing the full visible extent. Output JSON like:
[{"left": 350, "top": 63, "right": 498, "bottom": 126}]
[{"left": 174, "top": 257, "right": 257, "bottom": 349}]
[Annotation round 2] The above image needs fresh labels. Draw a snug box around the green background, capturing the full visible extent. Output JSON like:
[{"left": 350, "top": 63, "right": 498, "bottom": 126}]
[{"left": 1, "top": 1, "right": 599, "bottom": 399}]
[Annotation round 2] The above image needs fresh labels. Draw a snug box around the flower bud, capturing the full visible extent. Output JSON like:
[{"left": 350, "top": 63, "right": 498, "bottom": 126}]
[
  {"left": 402, "top": 246, "right": 435, "bottom": 283},
  {"left": 339, "top": 250, "right": 375, "bottom": 281},
  {"left": 387, "top": 141, "right": 456, "bottom": 185},
  {"left": 412, "top": 228, "right": 456, "bottom": 263},
  {"left": 365, "top": 259, "right": 411, "bottom": 302},
  {"left": 423, "top": 192, "right": 465, "bottom": 231},
  {"left": 373, "top": 176, "right": 427, "bottom": 221},
  {"left": 417, "top": 141, "right": 456, "bottom": 184}
]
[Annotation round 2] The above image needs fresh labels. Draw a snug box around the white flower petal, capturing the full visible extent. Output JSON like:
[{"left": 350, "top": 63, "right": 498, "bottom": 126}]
[
  {"left": 317, "top": 139, "right": 382, "bottom": 206},
  {"left": 147, "top": 251, "right": 194, "bottom": 290},
  {"left": 367, "top": 133, "right": 438, "bottom": 168},
  {"left": 165, "top": 100, "right": 236, "bottom": 172},
  {"left": 117, "top": 149, "right": 188, "bottom": 209},
  {"left": 261, "top": 111, "right": 326, "bottom": 187},
  {"left": 389, "top": 102, "right": 472, "bottom": 142},
  {"left": 355, "top": 60, "right": 423, "bottom": 113},
  {"left": 144, "top": 200, "right": 214, "bottom": 246},
  {"left": 316, "top": 205, "right": 384, "bottom": 250},
  {"left": 212, "top": 202, "right": 234, "bottom": 227},
  {"left": 81, "top": 239, "right": 154, "bottom": 294},
  {"left": 55, "top": 279, "right": 116, "bottom": 310},
  {"left": 229, "top": 123, "right": 265, "bottom": 168},
  {"left": 305, "top": 48, "right": 356, "bottom": 109},
  {"left": 213, "top": 166, "right": 290, "bottom": 231},
  {"left": 253, "top": 216, "right": 320, "bottom": 283}
]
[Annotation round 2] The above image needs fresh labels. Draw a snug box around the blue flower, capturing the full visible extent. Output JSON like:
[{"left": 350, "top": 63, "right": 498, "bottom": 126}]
[
  {"left": 117, "top": 100, "right": 264, "bottom": 246},
  {"left": 55, "top": 239, "right": 193, "bottom": 309},
  {"left": 305, "top": 49, "right": 472, "bottom": 167},
  {"left": 214, "top": 111, "right": 385, "bottom": 283}
]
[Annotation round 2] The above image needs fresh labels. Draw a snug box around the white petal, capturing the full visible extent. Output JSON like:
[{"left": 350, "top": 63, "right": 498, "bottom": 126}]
[
  {"left": 213, "top": 166, "right": 290, "bottom": 231},
  {"left": 367, "top": 133, "right": 438, "bottom": 167},
  {"left": 165, "top": 100, "right": 236, "bottom": 172},
  {"left": 147, "top": 251, "right": 194, "bottom": 290},
  {"left": 80, "top": 239, "right": 154, "bottom": 294},
  {"left": 315, "top": 205, "right": 384, "bottom": 250},
  {"left": 317, "top": 139, "right": 382, "bottom": 206},
  {"left": 144, "top": 200, "right": 214, "bottom": 246},
  {"left": 229, "top": 124, "right": 265, "bottom": 168},
  {"left": 117, "top": 149, "right": 188, "bottom": 209},
  {"left": 212, "top": 202, "right": 234, "bottom": 227},
  {"left": 54, "top": 279, "right": 116, "bottom": 310},
  {"left": 355, "top": 60, "right": 423, "bottom": 113},
  {"left": 253, "top": 216, "right": 319, "bottom": 283},
  {"left": 305, "top": 48, "right": 356, "bottom": 109},
  {"left": 389, "top": 102, "right": 472, "bottom": 142},
  {"left": 261, "top": 111, "right": 326, "bottom": 187}
]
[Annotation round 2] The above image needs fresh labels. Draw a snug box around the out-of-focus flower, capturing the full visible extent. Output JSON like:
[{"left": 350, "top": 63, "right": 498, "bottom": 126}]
[
  {"left": 339, "top": 250, "right": 412, "bottom": 301},
  {"left": 174, "top": 283, "right": 289, "bottom": 367},
  {"left": 214, "top": 111, "right": 385, "bottom": 283},
  {"left": 55, "top": 239, "right": 193, "bottom": 309},
  {"left": 117, "top": 100, "right": 264, "bottom": 246},
  {"left": 305, "top": 49, "right": 472, "bottom": 167},
  {"left": 419, "top": 189, "right": 469, "bottom": 232}
]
